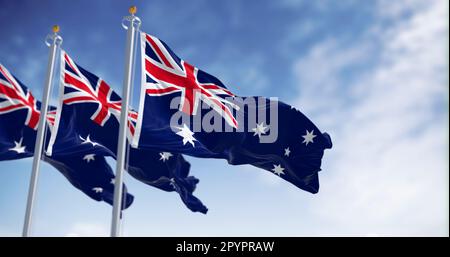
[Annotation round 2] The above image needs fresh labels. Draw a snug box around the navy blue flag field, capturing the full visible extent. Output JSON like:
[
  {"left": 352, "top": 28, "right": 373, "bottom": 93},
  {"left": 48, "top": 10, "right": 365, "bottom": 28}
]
[
  {"left": 46, "top": 51, "right": 207, "bottom": 213},
  {"left": 132, "top": 33, "right": 332, "bottom": 193},
  {"left": 0, "top": 63, "right": 133, "bottom": 209}
]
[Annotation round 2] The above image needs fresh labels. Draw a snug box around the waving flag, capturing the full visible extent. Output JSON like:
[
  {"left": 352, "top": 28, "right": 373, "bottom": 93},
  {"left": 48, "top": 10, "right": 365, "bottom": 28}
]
[
  {"left": 0, "top": 63, "right": 133, "bottom": 209},
  {"left": 133, "top": 33, "right": 332, "bottom": 193},
  {"left": 47, "top": 51, "right": 207, "bottom": 213}
]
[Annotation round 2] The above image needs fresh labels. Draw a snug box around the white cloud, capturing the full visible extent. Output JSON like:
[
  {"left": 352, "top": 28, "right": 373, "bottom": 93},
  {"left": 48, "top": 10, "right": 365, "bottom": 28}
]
[
  {"left": 292, "top": 38, "right": 372, "bottom": 122},
  {"left": 291, "top": 0, "right": 448, "bottom": 236},
  {"left": 376, "top": 0, "right": 428, "bottom": 19},
  {"left": 64, "top": 222, "right": 108, "bottom": 237}
]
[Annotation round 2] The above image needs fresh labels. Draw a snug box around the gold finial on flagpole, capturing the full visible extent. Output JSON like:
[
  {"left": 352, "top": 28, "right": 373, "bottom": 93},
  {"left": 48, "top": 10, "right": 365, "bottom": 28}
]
[
  {"left": 129, "top": 6, "right": 137, "bottom": 15},
  {"left": 52, "top": 25, "right": 60, "bottom": 33}
]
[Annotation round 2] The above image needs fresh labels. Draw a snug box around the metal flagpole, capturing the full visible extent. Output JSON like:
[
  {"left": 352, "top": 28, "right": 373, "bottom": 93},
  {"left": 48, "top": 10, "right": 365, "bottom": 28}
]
[
  {"left": 22, "top": 25, "right": 63, "bottom": 237},
  {"left": 111, "top": 6, "right": 141, "bottom": 237}
]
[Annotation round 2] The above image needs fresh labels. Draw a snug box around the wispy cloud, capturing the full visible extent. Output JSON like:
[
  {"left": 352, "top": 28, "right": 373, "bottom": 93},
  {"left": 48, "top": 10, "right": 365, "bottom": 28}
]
[
  {"left": 204, "top": 45, "right": 270, "bottom": 95},
  {"left": 290, "top": 0, "right": 448, "bottom": 235}
]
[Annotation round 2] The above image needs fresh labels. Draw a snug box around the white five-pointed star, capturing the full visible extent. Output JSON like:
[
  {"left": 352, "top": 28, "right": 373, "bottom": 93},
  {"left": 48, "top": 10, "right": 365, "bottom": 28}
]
[
  {"left": 252, "top": 122, "right": 268, "bottom": 137},
  {"left": 271, "top": 164, "right": 285, "bottom": 176},
  {"left": 79, "top": 134, "right": 100, "bottom": 147},
  {"left": 92, "top": 187, "right": 103, "bottom": 193},
  {"left": 284, "top": 147, "right": 291, "bottom": 157},
  {"left": 169, "top": 178, "right": 176, "bottom": 189},
  {"left": 159, "top": 152, "right": 173, "bottom": 162},
  {"left": 83, "top": 154, "right": 96, "bottom": 163},
  {"left": 302, "top": 130, "right": 317, "bottom": 146},
  {"left": 110, "top": 178, "right": 115, "bottom": 184},
  {"left": 176, "top": 124, "right": 197, "bottom": 147},
  {"left": 9, "top": 137, "right": 26, "bottom": 154}
]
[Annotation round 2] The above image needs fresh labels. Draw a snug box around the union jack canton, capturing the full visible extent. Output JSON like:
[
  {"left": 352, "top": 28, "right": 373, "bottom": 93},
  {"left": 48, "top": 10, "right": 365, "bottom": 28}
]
[
  {"left": 141, "top": 33, "right": 238, "bottom": 128},
  {"left": 0, "top": 64, "right": 40, "bottom": 130}
]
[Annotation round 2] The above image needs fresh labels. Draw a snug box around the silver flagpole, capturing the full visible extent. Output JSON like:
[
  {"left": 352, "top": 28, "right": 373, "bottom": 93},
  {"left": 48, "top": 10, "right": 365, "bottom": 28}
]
[
  {"left": 111, "top": 6, "right": 141, "bottom": 237},
  {"left": 22, "top": 25, "right": 63, "bottom": 237}
]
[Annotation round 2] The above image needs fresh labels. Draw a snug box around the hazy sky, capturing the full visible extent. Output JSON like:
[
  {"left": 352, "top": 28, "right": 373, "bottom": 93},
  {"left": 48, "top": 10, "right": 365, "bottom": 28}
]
[{"left": 0, "top": 0, "right": 448, "bottom": 236}]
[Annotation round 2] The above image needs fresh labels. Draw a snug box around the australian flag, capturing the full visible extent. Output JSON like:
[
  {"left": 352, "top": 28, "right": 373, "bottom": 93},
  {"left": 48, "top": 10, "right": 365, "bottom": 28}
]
[
  {"left": 46, "top": 51, "right": 207, "bottom": 213},
  {"left": 0, "top": 63, "right": 133, "bottom": 208},
  {"left": 132, "top": 33, "right": 332, "bottom": 193}
]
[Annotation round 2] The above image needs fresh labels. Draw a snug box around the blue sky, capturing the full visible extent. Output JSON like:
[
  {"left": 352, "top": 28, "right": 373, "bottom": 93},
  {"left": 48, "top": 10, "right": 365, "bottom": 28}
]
[{"left": 0, "top": 0, "right": 448, "bottom": 236}]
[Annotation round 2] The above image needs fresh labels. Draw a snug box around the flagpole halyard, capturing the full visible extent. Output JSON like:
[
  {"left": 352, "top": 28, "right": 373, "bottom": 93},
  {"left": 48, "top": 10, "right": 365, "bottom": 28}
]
[
  {"left": 111, "top": 6, "right": 141, "bottom": 237},
  {"left": 22, "top": 25, "right": 62, "bottom": 237}
]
